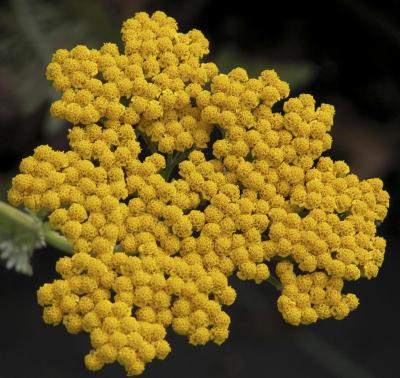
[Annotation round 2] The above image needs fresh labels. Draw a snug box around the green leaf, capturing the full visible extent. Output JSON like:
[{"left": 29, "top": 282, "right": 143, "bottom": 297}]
[{"left": 0, "top": 205, "right": 44, "bottom": 276}]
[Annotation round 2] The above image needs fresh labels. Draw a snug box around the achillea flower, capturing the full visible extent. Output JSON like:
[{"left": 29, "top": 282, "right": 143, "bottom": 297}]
[{"left": 8, "top": 10, "right": 389, "bottom": 376}]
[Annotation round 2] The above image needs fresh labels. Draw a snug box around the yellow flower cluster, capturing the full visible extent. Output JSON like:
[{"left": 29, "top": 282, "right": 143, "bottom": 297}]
[
  {"left": 276, "top": 261, "right": 360, "bottom": 325},
  {"left": 8, "top": 10, "right": 389, "bottom": 376},
  {"left": 37, "top": 252, "right": 170, "bottom": 375},
  {"left": 37, "top": 250, "right": 233, "bottom": 374},
  {"left": 46, "top": 10, "right": 217, "bottom": 153},
  {"left": 207, "top": 87, "right": 388, "bottom": 324}
]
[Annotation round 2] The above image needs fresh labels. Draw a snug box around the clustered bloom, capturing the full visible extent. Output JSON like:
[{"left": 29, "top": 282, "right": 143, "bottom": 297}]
[{"left": 8, "top": 10, "right": 389, "bottom": 376}]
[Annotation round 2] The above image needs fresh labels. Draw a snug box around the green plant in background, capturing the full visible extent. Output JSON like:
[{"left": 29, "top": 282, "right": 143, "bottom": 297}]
[
  {"left": 0, "top": 10, "right": 389, "bottom": 376},
  {"left": 0, "top": 0, "right": 118, "bottom": 127}
]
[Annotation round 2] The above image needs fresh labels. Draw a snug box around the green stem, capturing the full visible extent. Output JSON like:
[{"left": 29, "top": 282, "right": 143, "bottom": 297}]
[
  {"left": 161, "top": 147, "right": 195, "bottom": 181},
  {"left": 0, "top": 201, "right": 38, "bottom": 231},
  {"left": 161, "top": 153, "right": 177, "bottom": 181},
  {"left": 267, "top": 274, "right": 282, "bottom": 291},
  {"left": 136, "top": 128, "right": 156, "bottom": 153},
  {"left": 0, "top": 200, "right": 72, "bottom": 254},
  {"left": 41, "top": 222, "right": 72, "bottom": 254}
]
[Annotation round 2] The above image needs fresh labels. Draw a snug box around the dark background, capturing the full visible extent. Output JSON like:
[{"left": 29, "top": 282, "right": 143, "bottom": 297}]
[{"left": 1, "top": 0, "right": 400, "bottom": 377}]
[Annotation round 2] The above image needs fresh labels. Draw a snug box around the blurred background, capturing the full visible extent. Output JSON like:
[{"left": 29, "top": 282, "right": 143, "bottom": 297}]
[{"left": 1, "top": 0, "right": 399, "bottom": 377}]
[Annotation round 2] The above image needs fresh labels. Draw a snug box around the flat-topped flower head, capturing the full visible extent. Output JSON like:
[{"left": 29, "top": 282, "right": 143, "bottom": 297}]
[{"left": 8, "top": 10, "right": 389, "bottom": 376}]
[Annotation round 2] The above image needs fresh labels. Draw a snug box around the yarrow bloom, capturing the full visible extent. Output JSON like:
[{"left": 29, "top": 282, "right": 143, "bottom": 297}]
[{"left": 8, "top": 10, "right": 389, "bottom": 376}]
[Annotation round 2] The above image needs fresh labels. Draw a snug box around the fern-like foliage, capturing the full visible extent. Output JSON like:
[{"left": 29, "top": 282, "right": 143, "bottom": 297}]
[{"left": 0, "top": 209, "right": 44, "bottom": 276}]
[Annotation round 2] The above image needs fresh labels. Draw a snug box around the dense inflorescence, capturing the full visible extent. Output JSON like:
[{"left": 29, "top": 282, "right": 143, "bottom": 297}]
[{"left": 8, "top": 11, "right": 389, "bottom": 376}]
